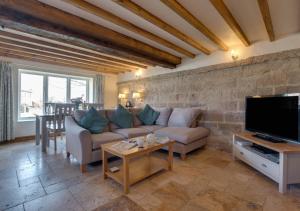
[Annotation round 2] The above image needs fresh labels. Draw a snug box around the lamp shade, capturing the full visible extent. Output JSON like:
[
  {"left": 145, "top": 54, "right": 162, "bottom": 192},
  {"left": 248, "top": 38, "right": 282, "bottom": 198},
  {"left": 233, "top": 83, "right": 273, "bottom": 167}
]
[
  {"left": 132, "top": 92, "right": 141, "bottom": 99},
  {"left": 118, "top": 93, "right": 125, "bottom": 99}
]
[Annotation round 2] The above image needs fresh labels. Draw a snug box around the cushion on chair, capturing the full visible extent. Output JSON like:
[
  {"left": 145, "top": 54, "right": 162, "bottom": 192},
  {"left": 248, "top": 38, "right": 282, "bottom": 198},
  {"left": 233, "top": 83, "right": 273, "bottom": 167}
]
[
  {"left": 113, "top": 128, "right": 149, "bottom": 138},
  {"left": 154, "top": 107, "right": 172, "bottom": 126},
  {"left": 79, "top": 108, "right": 109, "bottom": 134},
  {"left": 168, "top": 108, "right": 202, "bottom": 127},
  {"left": 138, "top": 125, "right": 164, "bottom": 133},
  {"left": 111, "top": 105, "right": 133, "bottom": 128},
  {"left": 154, "top": 127, "right": 209, "bottom": 145},
  {"left": 91, "top": 132, "right": 124, "bottom": 150},
  {"left": 138, "top": 104, "right": 160, "bottom": 125}
]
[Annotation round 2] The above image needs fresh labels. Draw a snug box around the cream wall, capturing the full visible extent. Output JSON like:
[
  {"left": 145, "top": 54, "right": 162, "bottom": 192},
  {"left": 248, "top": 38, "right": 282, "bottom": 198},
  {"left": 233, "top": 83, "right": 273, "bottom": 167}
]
[
  {"left": 119, "top": 33, "right": 300, "bottom": 82},
  {"left": 0, "top": 57, "right": 118, "bottom": 138}
]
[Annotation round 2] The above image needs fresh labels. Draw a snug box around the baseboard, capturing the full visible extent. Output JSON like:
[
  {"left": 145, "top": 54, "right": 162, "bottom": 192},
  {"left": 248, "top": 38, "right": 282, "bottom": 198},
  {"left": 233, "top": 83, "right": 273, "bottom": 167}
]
[{"left": 0, "top": 135, "right": 35, "bottom": 145}]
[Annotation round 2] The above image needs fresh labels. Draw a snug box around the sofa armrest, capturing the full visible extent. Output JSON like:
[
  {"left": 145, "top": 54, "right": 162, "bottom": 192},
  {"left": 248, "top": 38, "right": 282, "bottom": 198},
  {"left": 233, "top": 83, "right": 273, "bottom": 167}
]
[{"left": 65, "top": 116, "right": 93, "bottom": 164}]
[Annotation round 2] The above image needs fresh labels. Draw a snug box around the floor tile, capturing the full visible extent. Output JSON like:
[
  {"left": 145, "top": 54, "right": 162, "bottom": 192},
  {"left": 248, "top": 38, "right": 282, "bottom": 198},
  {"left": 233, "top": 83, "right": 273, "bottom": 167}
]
[
  {"left": 24, "top": 190, "right": 83, "bottom": 211},
  {"left": 0, "top": 182, "right": 45, "bottom": 210}
]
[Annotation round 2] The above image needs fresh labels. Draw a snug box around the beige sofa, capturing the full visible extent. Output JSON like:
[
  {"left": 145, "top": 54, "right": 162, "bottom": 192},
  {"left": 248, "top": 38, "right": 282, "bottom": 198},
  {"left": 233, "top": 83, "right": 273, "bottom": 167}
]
[{"left": 65, "top": 107, "right": 209, "bottom": 172}]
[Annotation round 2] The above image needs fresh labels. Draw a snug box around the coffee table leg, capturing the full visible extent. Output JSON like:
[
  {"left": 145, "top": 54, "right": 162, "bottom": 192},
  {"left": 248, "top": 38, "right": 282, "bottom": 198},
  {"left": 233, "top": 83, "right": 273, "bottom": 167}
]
[
  {"left": 123, "top": 157, "right": 129, "bottom": 194},
  {"left": 102, "top": 150, "right": 108, "bottom": 179},
  {"left": 168, "top": 143, "right": 173, "bottom": 171}
]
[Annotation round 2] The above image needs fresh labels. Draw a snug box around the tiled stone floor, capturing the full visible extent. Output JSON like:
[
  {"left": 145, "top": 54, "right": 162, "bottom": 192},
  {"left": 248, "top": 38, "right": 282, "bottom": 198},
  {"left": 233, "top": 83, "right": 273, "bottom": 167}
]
[{"left": 1, "top": 139, "right": 300, "bottom": 211}]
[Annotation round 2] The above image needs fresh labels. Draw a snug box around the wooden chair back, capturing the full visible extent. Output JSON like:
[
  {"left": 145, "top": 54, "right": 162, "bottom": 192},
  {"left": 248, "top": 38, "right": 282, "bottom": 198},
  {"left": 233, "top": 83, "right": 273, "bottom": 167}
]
[{"left": 82, "top": 103, "right": 104, "bottom": 110}]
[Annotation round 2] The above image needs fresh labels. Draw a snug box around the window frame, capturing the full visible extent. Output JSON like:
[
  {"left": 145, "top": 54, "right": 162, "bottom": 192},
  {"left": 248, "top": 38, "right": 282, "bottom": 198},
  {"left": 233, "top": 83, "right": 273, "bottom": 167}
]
[{"left": 18, "top": 69, "right": 92, "bottom": 121}]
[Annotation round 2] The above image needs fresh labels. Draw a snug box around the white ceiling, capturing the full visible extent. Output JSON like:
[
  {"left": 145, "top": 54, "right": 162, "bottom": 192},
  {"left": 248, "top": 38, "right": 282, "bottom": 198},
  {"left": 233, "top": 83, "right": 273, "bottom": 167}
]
[{"left": 39, "top": 0, "right": 300, "bottom": 58}]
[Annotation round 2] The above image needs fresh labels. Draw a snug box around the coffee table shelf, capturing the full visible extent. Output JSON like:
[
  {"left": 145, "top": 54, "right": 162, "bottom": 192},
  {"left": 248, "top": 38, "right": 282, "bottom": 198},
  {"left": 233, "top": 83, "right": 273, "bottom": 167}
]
[
  {"left": 102, "top": 140, "right": 174, "bottom": 193},
  {"left": 106, "top": 156, "right": 168, "bottom": 186}
]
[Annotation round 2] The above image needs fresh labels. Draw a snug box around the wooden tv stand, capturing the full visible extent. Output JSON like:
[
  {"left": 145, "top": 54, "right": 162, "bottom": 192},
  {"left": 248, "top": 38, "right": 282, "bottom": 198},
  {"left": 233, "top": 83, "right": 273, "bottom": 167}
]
[{"left": 233, "top": 132, "right": 300, "bottom": 193}]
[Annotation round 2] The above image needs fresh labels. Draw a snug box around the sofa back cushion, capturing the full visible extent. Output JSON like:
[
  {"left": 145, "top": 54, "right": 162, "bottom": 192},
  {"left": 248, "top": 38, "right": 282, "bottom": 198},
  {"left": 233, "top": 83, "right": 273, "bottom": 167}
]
[
  {"left": 106, "top": 109, "right": 120, "bottom": 130},
  {"left": 168, "top": 108, "right": 201, "bottom": 127},
  {"left": 78, "top": 108, "right": 109, "bottom": 134},
  {"left": 154, "top": 107, "right": 172, "bottom": 126},
  {"left": 111, "top": 105, "right": 133, "bottom": 129},
  {"left": 130, "top": 108, "right": 143, "bottom": 127}
]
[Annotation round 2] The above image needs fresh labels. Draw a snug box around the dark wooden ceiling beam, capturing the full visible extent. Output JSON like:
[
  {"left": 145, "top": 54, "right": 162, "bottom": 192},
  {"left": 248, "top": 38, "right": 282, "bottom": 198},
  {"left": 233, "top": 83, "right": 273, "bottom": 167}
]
[
  {"left": 161, "top": 0, "right": 228, "bottom": 51},
  {"left": 0, "top": 48, "right": 121, "bottom": 74},
  {"left": 113, "top": 0, "right": 210, "bottom": 55},
  {"left": 63, "top": 0, "right": 195, "bottom": 58},
  {"left": 257, "top": 0, "right": 275, "bottom": 41},
  {"left": 0, "top": 36, "right": 136, "bottom": 71},
  {"left": 0, "top": 0, "right": 181, "bottom": 68},
  {"left": 0, "top": 47, "right": 126, "bottom": 73},
  {"left": 209, "top": 0, "right": 250, "bottom": 46}
]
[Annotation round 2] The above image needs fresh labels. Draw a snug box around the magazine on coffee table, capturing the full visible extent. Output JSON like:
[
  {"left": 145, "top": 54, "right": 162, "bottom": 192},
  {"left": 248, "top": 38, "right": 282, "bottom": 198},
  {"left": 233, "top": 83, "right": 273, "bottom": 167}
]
[{"left": 111, "top": 141, "right": 137, "bottom": 151}]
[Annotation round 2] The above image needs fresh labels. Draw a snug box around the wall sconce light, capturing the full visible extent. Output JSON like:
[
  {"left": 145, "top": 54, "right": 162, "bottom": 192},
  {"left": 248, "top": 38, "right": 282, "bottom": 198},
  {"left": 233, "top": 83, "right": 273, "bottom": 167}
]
[
  {"left": 135, "top": 69, "right": 143, "bottom": 78},
  {"left": 231, "top": 49, "right": 239, "bottom": 61},
  {"left": 132, "top": 92, "right": 141, "bottom": 99},
  {"left": 118, "top": 93, "right": 126, "bottom": 99}
]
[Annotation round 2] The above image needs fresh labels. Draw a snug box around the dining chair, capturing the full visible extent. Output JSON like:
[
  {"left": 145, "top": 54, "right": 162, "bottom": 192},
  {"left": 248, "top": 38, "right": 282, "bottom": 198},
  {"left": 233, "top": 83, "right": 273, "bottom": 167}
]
[
  {"left": 47, "top": 103, "right": 75, "bottom": 151},
  {"left": 82, "top": 103, "right": 104, "bottom": 110}
]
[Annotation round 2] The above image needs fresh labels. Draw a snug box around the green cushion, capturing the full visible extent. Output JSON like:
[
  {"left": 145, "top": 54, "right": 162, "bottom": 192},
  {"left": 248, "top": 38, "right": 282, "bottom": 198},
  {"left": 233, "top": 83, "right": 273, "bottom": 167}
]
[
  {"left": 112, "top": 104, "right": 133, "bottom": 128},
  {"left": 79, "top": 107, "right": 108, "bottom": 134},
  {"left": 138, "top": 104, "right": 160, "bottom": 125}
]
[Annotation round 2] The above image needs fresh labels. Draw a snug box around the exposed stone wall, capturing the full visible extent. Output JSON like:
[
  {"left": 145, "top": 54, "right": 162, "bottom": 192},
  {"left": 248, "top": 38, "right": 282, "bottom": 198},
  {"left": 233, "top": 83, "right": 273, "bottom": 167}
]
[{"left": 118, "top": 49, "right": 300, "bottom": 151}]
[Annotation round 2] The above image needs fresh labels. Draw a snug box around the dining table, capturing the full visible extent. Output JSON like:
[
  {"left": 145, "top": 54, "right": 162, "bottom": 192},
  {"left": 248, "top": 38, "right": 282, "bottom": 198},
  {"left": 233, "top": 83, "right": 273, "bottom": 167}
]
[{"left": 35, "top": 112, "right": 54, "bottom": 152}]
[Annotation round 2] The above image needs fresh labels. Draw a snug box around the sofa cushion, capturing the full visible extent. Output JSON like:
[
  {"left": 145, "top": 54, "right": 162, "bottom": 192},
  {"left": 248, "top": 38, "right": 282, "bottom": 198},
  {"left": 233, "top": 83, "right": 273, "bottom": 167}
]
[
  {"left": 111, "top": 105, "right": 133, "bottom": 128},
  {"left": 168, "top": 108, "right": 201, "bottom": 127},
  {"left": 131, "top": 108, "right": 143, "bottom": 127},
  {"left": 91, "top": 132, "right": 124, "bottom": 150},
  {"left": 113, "top": 128, "right": 149, "bottom": 139},
  {"left": 138, "top": 104, "right": 160, "bottom": 125},
  {"left": 154, "top": 127, "right": 209, "bottom": 145},
  {"left": 79, "top": 108, "right": 109, "bottom": 134},
  {"left": 138, "top": 125, "right": 164, "bottom": 133},
  {"left": 154, "top": 107, "right": 172, "bottom": 126},
  {"left": 106, "top": 109, "right": 120, "bottom": 130}
]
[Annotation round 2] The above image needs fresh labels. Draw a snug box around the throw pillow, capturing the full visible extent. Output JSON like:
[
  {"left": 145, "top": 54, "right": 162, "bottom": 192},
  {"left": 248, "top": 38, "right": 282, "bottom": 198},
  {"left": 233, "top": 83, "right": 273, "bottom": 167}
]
[
  {"left": 79, "top": 107, "right": 108, "bottom": 134},
  {"left": 138, "top": 104, "right": 160, "bottom": 125},
  {"left": 168, "top": 108, "right": 201, "bottom": 127},
  {"left": 112, "top": 104, "right": 133, "bottom": 128}
]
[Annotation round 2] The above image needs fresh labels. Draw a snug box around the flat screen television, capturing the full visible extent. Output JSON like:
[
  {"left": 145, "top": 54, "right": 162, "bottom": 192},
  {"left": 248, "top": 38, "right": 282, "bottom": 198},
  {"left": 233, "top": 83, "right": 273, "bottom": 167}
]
[{"left": 245, "top": 95, "right": 300, "bottom": 143}]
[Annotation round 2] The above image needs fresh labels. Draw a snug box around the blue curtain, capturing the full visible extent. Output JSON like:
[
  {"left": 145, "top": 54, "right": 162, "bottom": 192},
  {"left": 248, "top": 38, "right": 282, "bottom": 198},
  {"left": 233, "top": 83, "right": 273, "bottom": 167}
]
[{"left": 0, "top": 61, "right": 14, "bottom": 142}]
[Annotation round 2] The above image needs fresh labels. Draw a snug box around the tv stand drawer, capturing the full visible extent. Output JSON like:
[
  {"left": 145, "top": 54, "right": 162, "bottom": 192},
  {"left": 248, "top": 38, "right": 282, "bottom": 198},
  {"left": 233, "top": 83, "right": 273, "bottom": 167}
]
[{"left": 234, "top": 143, "right": 279, "bottom": 182}]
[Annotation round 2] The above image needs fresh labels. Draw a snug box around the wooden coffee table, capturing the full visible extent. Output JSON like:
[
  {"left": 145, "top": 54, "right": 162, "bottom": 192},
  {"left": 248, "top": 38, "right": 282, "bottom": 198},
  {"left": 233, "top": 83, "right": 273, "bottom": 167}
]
[{"left": 102, "top": 139, "right": 174, "bottom": 194}]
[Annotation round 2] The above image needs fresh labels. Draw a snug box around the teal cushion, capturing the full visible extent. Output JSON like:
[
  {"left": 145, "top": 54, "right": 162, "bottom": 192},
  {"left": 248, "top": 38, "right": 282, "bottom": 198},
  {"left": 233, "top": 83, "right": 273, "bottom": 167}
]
[
  {"left": 79, "top": 107, "right": 108, "bottom": 134},
  {"left": 112, "top": 105, "right": 133, "bottom": 128},
  {"left": 138, "top": 104, "right": 160, "bottom": 125}
]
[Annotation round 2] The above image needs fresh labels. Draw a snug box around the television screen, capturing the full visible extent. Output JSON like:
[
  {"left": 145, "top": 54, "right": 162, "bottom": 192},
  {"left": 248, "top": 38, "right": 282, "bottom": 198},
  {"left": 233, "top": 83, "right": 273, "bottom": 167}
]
[{"left": 245, "top": 95, "right": 299, "bottom": 143}]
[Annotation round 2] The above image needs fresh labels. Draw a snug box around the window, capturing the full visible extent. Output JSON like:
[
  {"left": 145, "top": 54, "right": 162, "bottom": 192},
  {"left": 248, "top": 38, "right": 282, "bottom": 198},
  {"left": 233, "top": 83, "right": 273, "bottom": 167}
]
[
  {"left": 70, "top": 79, "right": 87, "bottom": 102},
  {"left": 18, "top": 69, "right": 93, "bottom": 120},
  {"left": 48, "top": 76, "right": 67, "bottom": 103},
  {"left": 19, "top": 73, "right": 44, "bottom": 118}
]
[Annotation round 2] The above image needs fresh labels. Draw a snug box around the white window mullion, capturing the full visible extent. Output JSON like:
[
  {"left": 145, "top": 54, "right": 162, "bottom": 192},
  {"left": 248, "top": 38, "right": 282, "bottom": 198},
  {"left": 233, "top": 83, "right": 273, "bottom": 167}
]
[{"left": 67, "top": 78, "right": 71, "bottom": 103}]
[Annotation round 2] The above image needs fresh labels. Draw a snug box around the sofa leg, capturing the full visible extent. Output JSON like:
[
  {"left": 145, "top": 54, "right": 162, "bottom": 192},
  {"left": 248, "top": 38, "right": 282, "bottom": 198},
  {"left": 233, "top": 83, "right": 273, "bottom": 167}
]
[
  {"left": 180, "top": 153, "right": 187, "bottom": 160},
  {"left": 66, "top": 152, "right": 71, "bottom": 158},
  {"left": 80, "top": 164, "right": 87, "bottom": 173}
]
